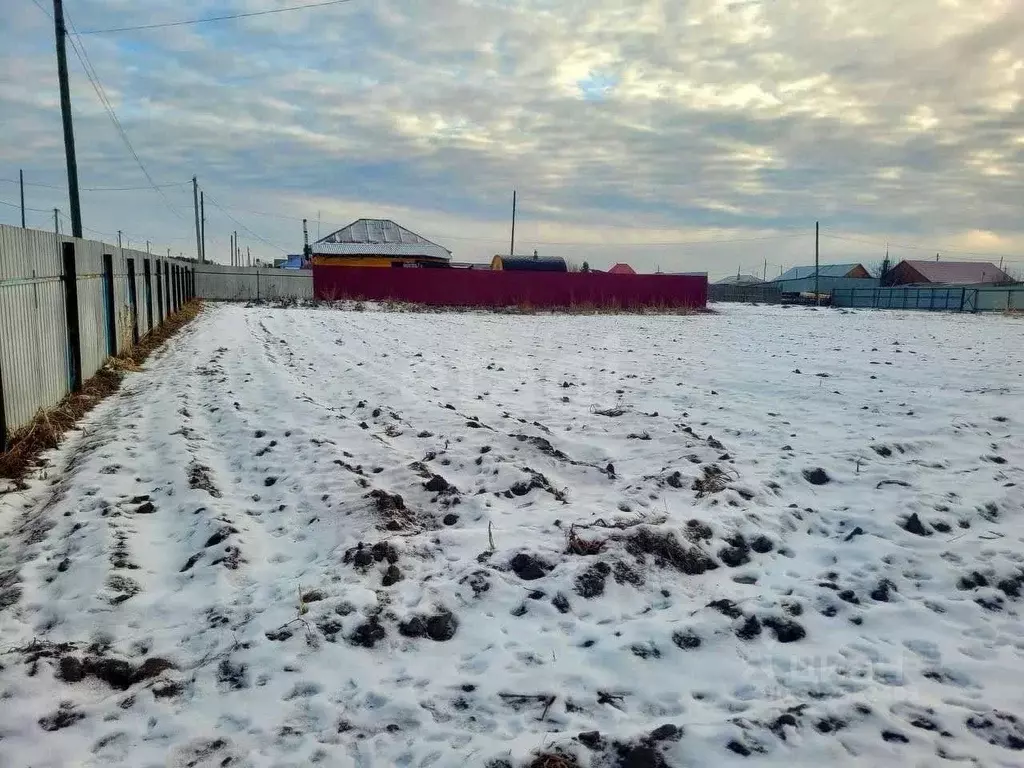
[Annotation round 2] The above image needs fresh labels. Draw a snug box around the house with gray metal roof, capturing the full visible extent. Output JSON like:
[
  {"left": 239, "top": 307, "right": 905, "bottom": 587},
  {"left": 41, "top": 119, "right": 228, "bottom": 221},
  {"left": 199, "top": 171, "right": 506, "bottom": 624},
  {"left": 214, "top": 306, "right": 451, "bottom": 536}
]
[
  {"left": 312, "top": 219, "right": 451, "bottom": 267},
  {"left": 769, "top": 262, "right": 876, "bottom": 295}
]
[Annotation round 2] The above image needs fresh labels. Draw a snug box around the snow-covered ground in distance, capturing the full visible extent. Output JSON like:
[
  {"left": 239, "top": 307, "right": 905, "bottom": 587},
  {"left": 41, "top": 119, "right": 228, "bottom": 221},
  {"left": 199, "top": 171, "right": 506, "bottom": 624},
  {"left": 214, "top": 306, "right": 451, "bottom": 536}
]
[{"left": 0, "top": 303, "right": 1022, "bottom": 768}]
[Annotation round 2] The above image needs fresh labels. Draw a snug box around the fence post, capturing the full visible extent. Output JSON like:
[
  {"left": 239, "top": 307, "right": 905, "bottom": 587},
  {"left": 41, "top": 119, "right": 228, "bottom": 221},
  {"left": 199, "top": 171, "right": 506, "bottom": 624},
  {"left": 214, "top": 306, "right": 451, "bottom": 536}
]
[{"left": 257, "top": 268, "right": 260, "bottom": 302}]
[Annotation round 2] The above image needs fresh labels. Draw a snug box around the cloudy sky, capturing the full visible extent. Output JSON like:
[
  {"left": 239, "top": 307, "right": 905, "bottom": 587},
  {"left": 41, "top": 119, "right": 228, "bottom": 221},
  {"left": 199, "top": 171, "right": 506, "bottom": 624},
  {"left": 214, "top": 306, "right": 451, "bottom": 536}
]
[{"left": 1, "top": 0, "right": 1022, "bottom": 276}]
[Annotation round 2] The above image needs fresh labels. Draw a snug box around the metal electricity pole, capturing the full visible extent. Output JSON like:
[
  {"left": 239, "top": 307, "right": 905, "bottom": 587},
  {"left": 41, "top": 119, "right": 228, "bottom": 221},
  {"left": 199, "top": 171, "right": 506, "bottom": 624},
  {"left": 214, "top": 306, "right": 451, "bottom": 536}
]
[
  {"left": 509, "top": 190, "right": 517, "bottom": 257},
  {"left": 19, "top": 170, "right": 25, "bottom": 228},
  {"left": 192, "top": 176, "right": 203, "bottom": 263},
  {"left": 53, "top": 0, "right": 82, "bottom": 238}
]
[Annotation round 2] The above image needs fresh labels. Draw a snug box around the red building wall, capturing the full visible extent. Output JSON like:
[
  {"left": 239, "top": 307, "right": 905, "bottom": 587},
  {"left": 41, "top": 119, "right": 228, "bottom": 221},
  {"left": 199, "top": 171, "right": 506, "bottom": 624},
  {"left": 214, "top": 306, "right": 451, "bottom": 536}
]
[{"left": 313, "top": 266, "right": 707, "bottom": 309}]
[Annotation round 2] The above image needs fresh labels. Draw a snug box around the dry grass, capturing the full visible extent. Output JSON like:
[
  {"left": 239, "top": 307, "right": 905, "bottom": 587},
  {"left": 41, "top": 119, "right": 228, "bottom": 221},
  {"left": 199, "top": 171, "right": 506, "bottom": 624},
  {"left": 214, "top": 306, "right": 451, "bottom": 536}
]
[
  {"left": 529, "top": 753, "right": 579, "bottom": 768},
  {"left": 565, "top": 525, "right": 606, "bottom": 556},
  {"left": 0, "top": 301, "right": 203, "bottom": 484}
]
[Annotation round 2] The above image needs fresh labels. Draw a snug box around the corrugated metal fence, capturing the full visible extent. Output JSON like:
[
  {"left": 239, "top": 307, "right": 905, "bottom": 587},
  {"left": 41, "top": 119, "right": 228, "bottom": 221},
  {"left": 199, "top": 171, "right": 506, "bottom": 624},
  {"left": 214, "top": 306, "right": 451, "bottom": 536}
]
[
  {"left": 0, "top": 224, "right": 196, "bottom": 447},
  {"left": 832, "top": 284, "right": 1024, "bottom": 312},
  {"left": 314, "top": 265, "right": 708, "bottom": 308},
  {"left": 194, "top": 263, "right": 312, "bottom": 301}
]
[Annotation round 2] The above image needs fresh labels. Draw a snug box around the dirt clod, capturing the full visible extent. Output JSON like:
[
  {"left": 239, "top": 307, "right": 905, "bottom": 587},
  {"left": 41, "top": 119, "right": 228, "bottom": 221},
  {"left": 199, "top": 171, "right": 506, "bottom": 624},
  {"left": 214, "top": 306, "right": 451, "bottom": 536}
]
[
  {"left": 510, "top": 553, "right": 552, "bottom": 581},
  {"left": 802, "top": 467, "right": 831, "bottom": 485},
  {"left": 900, "top": 513, "right": 932, "bottom": 537},
  {"left": 575, "top": 561, "right": 611, "bottom": 598}
]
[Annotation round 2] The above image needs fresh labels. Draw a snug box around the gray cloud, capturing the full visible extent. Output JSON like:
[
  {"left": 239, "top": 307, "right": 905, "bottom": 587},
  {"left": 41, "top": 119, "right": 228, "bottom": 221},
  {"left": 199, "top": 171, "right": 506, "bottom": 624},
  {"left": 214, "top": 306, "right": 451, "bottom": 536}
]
[{"left": 2, "top": 0, "right": 1022, "bottom": 276}]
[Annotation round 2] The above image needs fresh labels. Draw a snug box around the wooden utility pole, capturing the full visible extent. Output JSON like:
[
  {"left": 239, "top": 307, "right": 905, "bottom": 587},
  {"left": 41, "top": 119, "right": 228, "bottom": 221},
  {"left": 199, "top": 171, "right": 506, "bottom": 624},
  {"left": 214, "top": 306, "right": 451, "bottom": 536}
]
[
  {"left": 510, "top": 190, "right": 517, "bottom": 257},
  {"left": 230, "top": 232, "right": 234, "bottom": 266},
  {"left": 52, "top": 0, "right": 82, "bottom": 238},
  {"left": 247, "top": 247, "right": 250, "bottom": 267},
  {"left": 234, "top": 230, "right": 238, "bottom": 266},
  {"left": 19, "top": 170, "right": 25, "bottom": 228},
  {"left": 814, "top": 221, "right": 820, "bottom": 305},
  {"left": 192, "top": 176, "right": 202, "bottom": 263}
]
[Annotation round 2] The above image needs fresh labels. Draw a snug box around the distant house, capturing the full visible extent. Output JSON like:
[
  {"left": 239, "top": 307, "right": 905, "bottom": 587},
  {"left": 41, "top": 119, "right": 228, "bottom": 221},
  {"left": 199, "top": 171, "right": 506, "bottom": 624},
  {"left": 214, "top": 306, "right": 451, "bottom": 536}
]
[
  {"left": 607, "top": 263, "right": 636, "bottom": 275},
  {"left": 770, "top": 263, "right": 876, "bottom": 295},
  {"left": 885, "top": 259, "right": 1012, "bottom": 286},
  {"left": 776, "top": 264, "right": 871, "bottom": 281},
  {"left": 715, "top": 273, "right": 763, "bottom": 285},
  {"left": 312, "top": 219, "right": 451, "bottom": 268},
  {"left": 279, "top": 254, "right": 307, "bottom": 270},
  {"left": 490, "top": 254, "right": 568, "bottom": 272}
]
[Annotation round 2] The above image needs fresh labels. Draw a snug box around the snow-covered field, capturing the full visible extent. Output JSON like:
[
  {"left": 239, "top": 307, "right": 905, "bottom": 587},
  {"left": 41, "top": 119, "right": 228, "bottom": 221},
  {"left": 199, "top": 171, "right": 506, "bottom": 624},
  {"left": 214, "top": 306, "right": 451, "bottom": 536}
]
[{"left": 1, "top": 303, "right": 1023, "bottom": 768}]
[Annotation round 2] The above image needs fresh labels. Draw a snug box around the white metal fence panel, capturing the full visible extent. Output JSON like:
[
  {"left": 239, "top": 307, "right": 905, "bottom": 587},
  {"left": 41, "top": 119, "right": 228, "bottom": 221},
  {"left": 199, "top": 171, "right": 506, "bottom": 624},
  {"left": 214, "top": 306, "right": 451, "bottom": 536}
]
[
  {"left": 0, "top": 226, "right": 69, "bottom": 431},
  {"left": 832, "top": 284, "right": 1024, "bottom": 312},
  {"left": 0, "top": 224, "right": 195, "bottom": 440},
  {"left": 195, "top": 264, "right": 312, "bottom": 301},
  {"left": 74, "top": 237, "right": 110, "bottom": 382}
]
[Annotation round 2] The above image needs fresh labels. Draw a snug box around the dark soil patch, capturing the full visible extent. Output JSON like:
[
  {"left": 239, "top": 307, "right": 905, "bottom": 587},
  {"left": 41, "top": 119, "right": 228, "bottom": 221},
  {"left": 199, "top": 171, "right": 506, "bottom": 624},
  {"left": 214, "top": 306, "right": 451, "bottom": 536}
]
[
  {"left": 38, "top": 703, "right": 85, "bottom": 732},
  {"left": 552, "top": 593, "right": 571, "bottom": 614},
  {"left": 900, "top": 513, "right": 931, "bottom": 537},
  {"left": 707, "top": 599, "right": 743, "bottom": 619},
  {"left": 612, "top": 560, "right": 644, "bottom": 586},
  {"left": 188, "top": 462, "right": 221, "bottom": 498},
  {"left": 802, "top": 467, "right": 831, "bottom": 485},
  {"left": 881, "top": 730, "right": 909, "bottom": 743},
  {"left": 612, "top": 742, "right": 669, "bottom": 768},
  {"left": 735, "top": 615, "right": 762, "bottom": 640},
  {"left": 872, "top": 581, "right": 897, "bottom": 606},
  {"left": 575, "top": 562, "right": 610, "bottom": 598},
  {"left": 671, "top": 630, "right": 701, "bottom": 650},
  {"left": 382, "top": 564, "right": 403, "bottom": 586},
  {"left": 762, "top": 616, "right": 806, "bottom": 643},
  {"left": 513, "top": 434, "right": 571, "bottom": 462},
  {"left": 718, "top": 533, "right": 751, "bottom": 568},
  {"left": 508, "top": 469, "right": 568, "bottom": 503},
  {"left": 424, "top": 474, "right": 458, "bottom": 495},
  {"left": 684, "top": 519, "right": 713, "bottom": 542},
  {"left": 965, "top": 711, "right": 1024, "bottom": 750},
  {"left": 349, "top": 618, "right": 387, "bottom": 648},
  {"left": 510, "top": 553, "right": 553, "bottom": 580}
]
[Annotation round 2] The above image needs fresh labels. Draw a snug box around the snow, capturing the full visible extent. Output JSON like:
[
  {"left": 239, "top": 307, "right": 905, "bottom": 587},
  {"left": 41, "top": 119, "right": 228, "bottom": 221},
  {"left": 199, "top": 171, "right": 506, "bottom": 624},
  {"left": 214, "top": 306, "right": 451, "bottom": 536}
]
[{"left": 0, "top": 302, "right": 1023, "bottom": 768}]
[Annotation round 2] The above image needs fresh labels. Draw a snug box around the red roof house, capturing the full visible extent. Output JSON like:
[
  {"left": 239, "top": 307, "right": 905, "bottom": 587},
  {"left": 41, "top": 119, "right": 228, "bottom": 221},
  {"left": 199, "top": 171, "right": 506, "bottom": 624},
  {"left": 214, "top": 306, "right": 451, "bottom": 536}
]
[
  {"left": 887, "top": 259, "right": 1011, "bottom": 286},
  {"left": 608, "top": 263, "right": 636, "bottom": 275}
]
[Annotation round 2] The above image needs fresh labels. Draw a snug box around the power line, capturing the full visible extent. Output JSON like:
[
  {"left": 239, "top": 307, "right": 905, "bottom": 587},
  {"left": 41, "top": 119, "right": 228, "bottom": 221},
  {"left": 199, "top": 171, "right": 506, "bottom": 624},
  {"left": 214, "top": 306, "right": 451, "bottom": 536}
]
[
  {"left": 0, "top": 177, "right": 189, "bottom": 191},
  {"left": 61, "top": 10, "right": 187, "bottom": 223},
  {"left": 28, "top": 0, "right": 51, "bottom": 19},
  {"left": 821, "top": 232, "right": 1023, "bottom": 263},
  {"left": 203, "top": 192, "right": 288, "bottom": 253},
  {"left": 0, "top": 198, "right": 53, "bottom": 213},
  {"left": 75, "top": 0, "right": 356, "bottom": 35}
]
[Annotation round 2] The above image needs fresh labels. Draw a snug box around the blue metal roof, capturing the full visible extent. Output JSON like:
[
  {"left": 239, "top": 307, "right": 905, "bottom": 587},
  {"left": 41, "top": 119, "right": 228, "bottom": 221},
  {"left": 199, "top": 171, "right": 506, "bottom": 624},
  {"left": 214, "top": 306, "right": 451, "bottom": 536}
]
[
  {"left": 775, "top": 263, "right": 864, "bottom": 281},
  {"left": 498, "top": 256, "right": 567, "bottom": 272}
]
